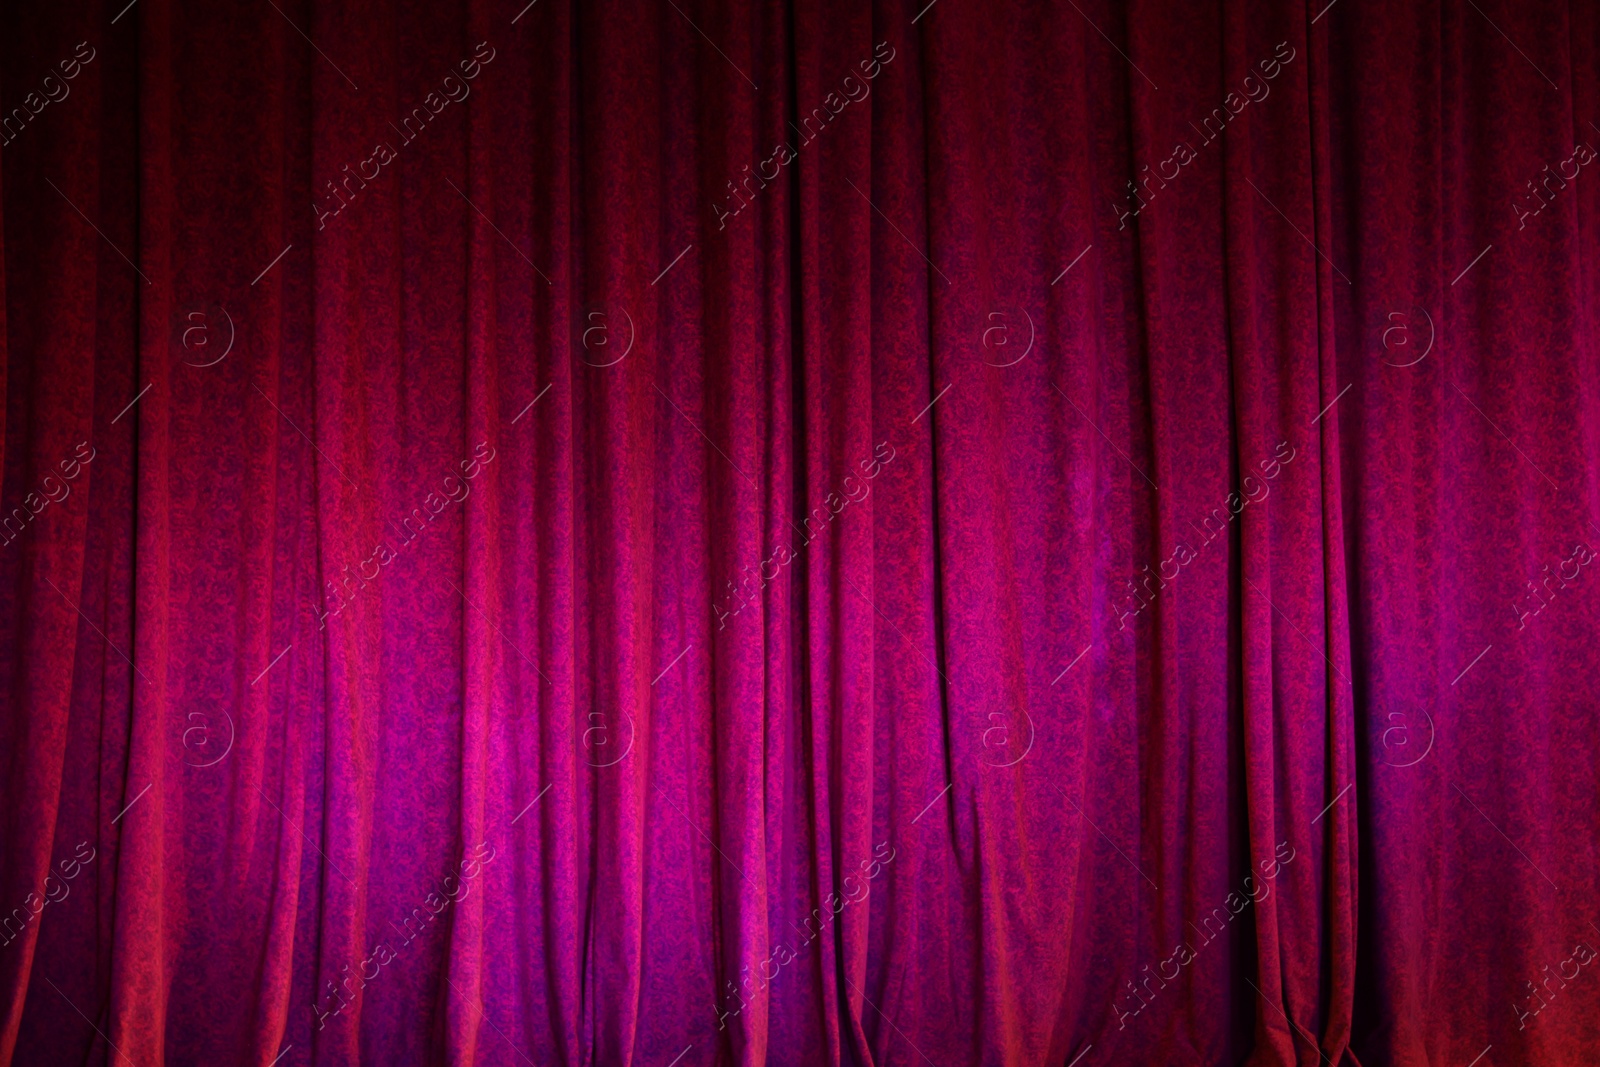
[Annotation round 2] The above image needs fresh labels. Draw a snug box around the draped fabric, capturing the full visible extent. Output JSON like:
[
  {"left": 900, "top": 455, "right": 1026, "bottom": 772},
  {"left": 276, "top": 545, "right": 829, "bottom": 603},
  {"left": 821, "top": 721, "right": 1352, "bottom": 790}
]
[{"left": 2, "top": 0, "right": 1599, "bottom": 1064}]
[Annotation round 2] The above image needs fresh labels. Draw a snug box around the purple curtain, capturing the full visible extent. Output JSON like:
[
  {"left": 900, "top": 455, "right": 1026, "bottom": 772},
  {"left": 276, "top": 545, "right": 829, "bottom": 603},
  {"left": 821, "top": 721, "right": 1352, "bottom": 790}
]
[{"left": 2, "top": 0, "right": 1598, "bottom": 1063}]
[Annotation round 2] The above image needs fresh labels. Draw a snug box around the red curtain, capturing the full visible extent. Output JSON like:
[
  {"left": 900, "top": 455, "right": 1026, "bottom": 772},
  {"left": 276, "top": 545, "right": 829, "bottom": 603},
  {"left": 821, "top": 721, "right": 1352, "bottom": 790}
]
[{"left": 2, "top": 0, "right": 1599, "bottom": 1064}]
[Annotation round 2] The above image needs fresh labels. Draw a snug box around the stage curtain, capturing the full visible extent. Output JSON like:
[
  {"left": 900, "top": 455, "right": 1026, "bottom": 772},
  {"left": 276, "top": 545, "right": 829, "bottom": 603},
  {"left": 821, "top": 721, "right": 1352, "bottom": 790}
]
[{"left": 1, "top": 0, "right": 1598, "bottom": 1064}]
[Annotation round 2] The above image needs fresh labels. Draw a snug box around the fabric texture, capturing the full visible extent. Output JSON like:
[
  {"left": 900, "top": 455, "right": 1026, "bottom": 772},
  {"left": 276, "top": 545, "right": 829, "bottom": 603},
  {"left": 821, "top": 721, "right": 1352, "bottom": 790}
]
[{"left": 2, "top": 0, "right": 1599, "bottom": 1064}]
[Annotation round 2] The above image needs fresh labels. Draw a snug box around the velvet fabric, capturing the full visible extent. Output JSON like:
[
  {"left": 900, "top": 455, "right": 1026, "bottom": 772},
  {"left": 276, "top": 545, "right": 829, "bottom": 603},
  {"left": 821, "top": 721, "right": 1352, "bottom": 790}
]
[{"left": 2, "top": 0, "right": 1599, "bottom": 1064}]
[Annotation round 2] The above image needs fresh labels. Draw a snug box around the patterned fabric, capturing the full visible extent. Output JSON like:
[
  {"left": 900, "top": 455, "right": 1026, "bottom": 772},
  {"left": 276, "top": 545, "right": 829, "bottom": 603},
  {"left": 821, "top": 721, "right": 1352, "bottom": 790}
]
[{"left": 0, "top": 0, "right": 1596, "bottom": 1064}]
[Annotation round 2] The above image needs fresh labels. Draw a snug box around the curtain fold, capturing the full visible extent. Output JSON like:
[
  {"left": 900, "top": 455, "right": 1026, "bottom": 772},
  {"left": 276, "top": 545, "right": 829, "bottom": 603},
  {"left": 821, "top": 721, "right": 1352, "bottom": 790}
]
[{"left": 2, "top": 0, "right": 1598, "bottom": 1064}]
